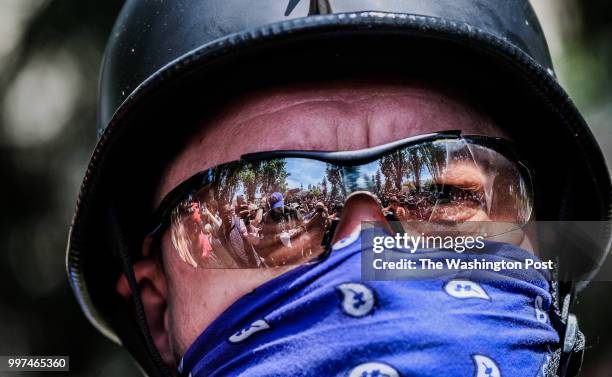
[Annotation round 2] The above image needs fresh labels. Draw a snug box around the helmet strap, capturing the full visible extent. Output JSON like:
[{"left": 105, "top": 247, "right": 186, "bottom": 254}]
[{"left": 111, "top": 208, "right": 173, "bottom": 377}]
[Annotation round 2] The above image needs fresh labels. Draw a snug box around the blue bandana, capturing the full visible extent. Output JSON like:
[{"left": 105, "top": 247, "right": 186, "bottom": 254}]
[{"left": 178, "top": 235, "right": 559, "bottom": 377}]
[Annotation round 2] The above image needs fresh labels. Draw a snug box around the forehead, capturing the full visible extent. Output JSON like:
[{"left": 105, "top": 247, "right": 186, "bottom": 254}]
[{"left": 155, "top": 79, "right": 507, "bottom": 205}]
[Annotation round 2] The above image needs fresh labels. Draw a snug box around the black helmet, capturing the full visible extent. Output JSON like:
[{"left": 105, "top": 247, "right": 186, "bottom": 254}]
[{"left": 67, "top": 1, "right": 611, "bottom": 376}]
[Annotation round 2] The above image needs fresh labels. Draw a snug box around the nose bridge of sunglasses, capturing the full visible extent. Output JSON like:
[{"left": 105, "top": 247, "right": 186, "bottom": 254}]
[{"left": 331, "top": 191, "right": 394, "bottom": 245}]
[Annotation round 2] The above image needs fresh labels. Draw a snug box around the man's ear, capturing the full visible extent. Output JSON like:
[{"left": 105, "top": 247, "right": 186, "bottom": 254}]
[{"left": 116, "top": 258, "right": 175, "bottom": 367}]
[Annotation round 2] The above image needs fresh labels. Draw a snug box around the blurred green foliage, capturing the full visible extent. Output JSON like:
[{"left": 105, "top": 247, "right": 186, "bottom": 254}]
[{"left": 0, "top": 1, "right": 140, "bottom": 376}]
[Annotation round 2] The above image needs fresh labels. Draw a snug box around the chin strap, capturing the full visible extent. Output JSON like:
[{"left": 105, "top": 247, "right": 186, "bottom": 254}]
[
  {"left": 557, "top": 293, "right": 585, "bottom": 377},
  {"left": 549, "top": 164, "right": 585, "bottom": 376},
  {"left": 111, "top": 208, "right": 173, "bottom": 377},
  {"left": 559, "top": 312, "right": 585, "bottom": 376},
  {"left": 547, "top": 278, "right": 584, "bottom": 377}
]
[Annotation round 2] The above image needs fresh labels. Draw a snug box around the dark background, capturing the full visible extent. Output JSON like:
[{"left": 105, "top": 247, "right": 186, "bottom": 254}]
[{"left": 0, "top": 1, "right": 610, "bottom": 376}]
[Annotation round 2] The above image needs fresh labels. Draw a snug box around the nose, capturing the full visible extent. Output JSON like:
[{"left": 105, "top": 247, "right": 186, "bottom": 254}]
[{"left": 331, "top": 191, "right": 393, "bottom": 245}]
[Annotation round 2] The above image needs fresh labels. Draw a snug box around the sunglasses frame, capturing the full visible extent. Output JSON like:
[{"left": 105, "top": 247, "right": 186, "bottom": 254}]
[{"left": 147, "top": 130, "right": 530, "bottom": 238}]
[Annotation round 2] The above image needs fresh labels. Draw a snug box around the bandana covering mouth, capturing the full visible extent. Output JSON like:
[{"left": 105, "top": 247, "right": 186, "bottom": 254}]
[{"left": 178, "top": 233, "right": 559, "bottom": 377}]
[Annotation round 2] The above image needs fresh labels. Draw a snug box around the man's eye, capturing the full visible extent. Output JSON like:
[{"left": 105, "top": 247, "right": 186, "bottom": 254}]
[
  {"left": 403, "top": 184, "right": 486, "bottom": 222},
  {"left": 422, "top": 184, "right": 483, "bottom": 203}
]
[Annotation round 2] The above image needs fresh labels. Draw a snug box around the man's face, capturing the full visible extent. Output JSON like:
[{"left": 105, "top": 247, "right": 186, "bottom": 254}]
[
  {"left": 141, "top": 79, "right": 509, "bottom": 365},
  {"left": 220, "top": 204, "right": 234, "bottom": 222}
]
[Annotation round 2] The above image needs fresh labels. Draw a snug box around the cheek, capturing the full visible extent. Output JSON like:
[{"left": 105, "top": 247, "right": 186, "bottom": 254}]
[{"left": 160, "top": 232, "right": 287, "bottom": 355}]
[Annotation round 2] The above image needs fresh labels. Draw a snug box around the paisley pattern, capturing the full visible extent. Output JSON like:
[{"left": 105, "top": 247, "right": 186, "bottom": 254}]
[{"left": 178, "top": 233, "right": 557, "bottom": 377}]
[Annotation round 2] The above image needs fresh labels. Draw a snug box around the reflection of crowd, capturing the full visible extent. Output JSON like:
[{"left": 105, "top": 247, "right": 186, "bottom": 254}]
[
  {"left": 379, "top": 188, "right": 448, "bottom": 222},
  {"left": 178, "top": 191, "right": 345, "bottom": 268},
  {"left": 177, "top": 187, "right": 445, "bottom": 268}
]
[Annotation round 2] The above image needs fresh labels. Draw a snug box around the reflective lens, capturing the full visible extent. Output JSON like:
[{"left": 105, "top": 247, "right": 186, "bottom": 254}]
[{"left": 156, "top": 137, "right": 532, "bottom": 268}]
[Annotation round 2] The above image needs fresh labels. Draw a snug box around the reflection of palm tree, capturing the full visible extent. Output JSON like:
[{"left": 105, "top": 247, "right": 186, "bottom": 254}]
[
  {"left": 325, "top": 164, "right": 343, "bottom": 199},
  {"left": 260, "top": 159, "right": 289, "bottom": 193},
  {"left": 213, "top": 162, "right": 243, "bottom": 203},
  {"left": 239, "top": 160, "right": 289, "bottom": 198},
  {"left": 406, "top": 148, "right": 422, "bottom": 192},
  {"left": 418, "top": 144, "right": 446, "bottom": 187},
  {"left": 238, "top": 161, "right": 260, "bottom": 201},
  {"left": 380, "top": 150, "right": 407, "bottom": 191},
  {"left": 218, "top": 159, "right": 291, "bottom": 202},
  {"left": 377, "top": 144, "right": 447, "bottom": 195}
]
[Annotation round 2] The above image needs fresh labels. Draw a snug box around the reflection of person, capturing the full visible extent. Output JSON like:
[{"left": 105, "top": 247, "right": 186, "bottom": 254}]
[
  {"left": 234, "top": 194, "right": 248, "bottom": 218},
  {"left": 67, "top": 2, "right": 611, "bottom": 377},
  {"left": 171, "top": 219, "right": 199, "bottom": 269},
  {"left": 261, "top": 192, "right": 286, "bottom": 239},
  {"left": 203, "top": 222, "right": 239, "bottom": 269},
  {"left": 331, "top": 203, "right": 343, "bottom": 218},
  {"left": 219, "top": 204, "right": 260, "bottom": 267},
  {"left": 303, "top": 202, "right": 328, "bottom": 235},
  {"left": 383, "top": 196, "right": 407, "bottom": 221},
  {"left": 269, "top": 192, "right": 284, "bottom": 212}
]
